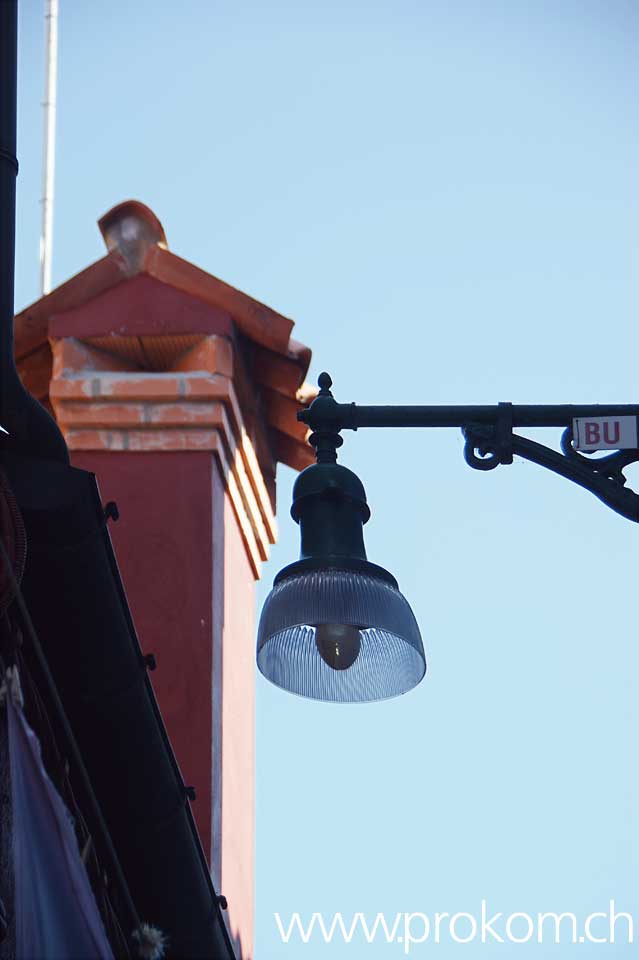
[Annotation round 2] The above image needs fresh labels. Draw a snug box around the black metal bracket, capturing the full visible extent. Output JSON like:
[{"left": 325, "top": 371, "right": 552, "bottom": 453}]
[
  {"left": 103, "top": 501, "right": 119, "bottom": 523},
  {"left": 463, "top": 421, "right": 639, "bottom": 523},
  {"left": 462, "top": 402, "right": 513, "bottom": 470},
  {"left": 298, "top": 374, "right": 639, "bottom": 524},
  {"left": 142, "top": 652, "right": 157, "bottom": 671}
]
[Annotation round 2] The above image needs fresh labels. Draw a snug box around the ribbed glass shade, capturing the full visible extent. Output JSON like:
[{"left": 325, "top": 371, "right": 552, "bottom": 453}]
[{"left": 257, "top": 568, "right": 426, "bottom": 702}]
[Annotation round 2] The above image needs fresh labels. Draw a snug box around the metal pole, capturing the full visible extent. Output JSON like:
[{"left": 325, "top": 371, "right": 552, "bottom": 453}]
[
  {"left": 0, "top": 0, "right": 19, "bottom": 431},
  {"left": 320, "top": 402, "right": 639, "bottom": 431},
  {"left": 299, "top": 400, "right": 639, "bottom": 431},
  {"left": 0, "top": 0, "right": 68, "bottom": 462},
  {"left": 40, "top": 0, "right": 58, "bottom": 296}
]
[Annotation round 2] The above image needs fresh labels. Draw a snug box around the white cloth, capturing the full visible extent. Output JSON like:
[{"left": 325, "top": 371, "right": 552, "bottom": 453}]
[{"left": 5, "top": 669, "right": 114, "bottom": 959}]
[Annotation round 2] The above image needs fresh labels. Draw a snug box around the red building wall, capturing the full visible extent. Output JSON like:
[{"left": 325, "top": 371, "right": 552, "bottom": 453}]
[{"left": 73, "top": 449, "right": 255, "bottom": 956}]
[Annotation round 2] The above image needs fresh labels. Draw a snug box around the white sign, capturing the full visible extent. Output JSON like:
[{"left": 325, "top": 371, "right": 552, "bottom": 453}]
[{"left": 572, "top": 416, "right": 638, "bottom": 451}]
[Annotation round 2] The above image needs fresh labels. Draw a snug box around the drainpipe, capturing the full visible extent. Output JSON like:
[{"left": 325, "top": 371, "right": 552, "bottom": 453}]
[{"left": 0, "top": 0, "right": 68, "bottom": 463}]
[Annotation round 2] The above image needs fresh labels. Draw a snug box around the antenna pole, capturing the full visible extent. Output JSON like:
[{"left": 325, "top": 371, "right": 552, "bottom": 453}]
[{"left": 40, "top": 0, "right": 58, "bottom": 296}]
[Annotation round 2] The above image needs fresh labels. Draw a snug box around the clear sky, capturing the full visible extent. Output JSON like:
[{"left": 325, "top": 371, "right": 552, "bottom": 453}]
[{"left": 15, "top": 1, "right": 639, "bottom": 956}]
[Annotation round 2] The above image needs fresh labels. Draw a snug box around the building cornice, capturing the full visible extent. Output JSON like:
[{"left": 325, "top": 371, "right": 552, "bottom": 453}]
[{"left": 50, "top": 336, "right": 279, "bottom": 577}]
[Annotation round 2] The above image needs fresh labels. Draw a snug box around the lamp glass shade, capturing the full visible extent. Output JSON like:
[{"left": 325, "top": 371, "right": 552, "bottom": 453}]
[{"left": 257, "top": 567, "right": 425, "bottom": 702}]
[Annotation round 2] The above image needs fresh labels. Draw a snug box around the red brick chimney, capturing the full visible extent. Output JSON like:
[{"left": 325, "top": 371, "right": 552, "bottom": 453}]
[{"left": 14, "top": 201, "right": 314, "bottom": 959}]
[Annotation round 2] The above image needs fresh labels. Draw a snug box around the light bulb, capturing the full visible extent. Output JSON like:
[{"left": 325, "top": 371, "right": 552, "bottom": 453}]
[{"left": 315, "top": 623, "right": 361, "bottom": 670}]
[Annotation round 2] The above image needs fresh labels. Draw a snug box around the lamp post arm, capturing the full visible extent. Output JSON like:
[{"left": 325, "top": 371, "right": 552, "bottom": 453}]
[
  {"left": 298, "top": 401, "right": 639, "bottom": 431},
  {"left": 297, "top": 374, "right": 639, "bottom": 524}
]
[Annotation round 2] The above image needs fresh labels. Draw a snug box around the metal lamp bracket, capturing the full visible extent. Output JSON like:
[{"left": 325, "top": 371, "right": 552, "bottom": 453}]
[{"left": 298, "top": 375, "right": 639, "bottom": 524}]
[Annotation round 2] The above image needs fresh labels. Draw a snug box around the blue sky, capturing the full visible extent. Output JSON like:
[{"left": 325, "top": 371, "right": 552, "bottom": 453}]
[{"left": 15, "top": 1, "right": 639, "bottom": 956}]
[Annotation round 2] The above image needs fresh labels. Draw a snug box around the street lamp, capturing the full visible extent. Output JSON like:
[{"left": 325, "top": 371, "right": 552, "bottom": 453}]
[
  {"left": 256, "top": 444, "right": 426, "bottom": 702},
  {"left": 257, "top": 372, "right": 639, "bottom": 703}
]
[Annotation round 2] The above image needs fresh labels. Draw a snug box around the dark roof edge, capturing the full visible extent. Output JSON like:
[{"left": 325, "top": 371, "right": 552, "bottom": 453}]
[{"left": 4, "top": 452, "right": 236, "bottom": 958}]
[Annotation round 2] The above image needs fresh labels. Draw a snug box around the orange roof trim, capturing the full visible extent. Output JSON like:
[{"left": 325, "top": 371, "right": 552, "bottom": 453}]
[{"left": 14, "top": 200, "right": 315, "bottom": 471}]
